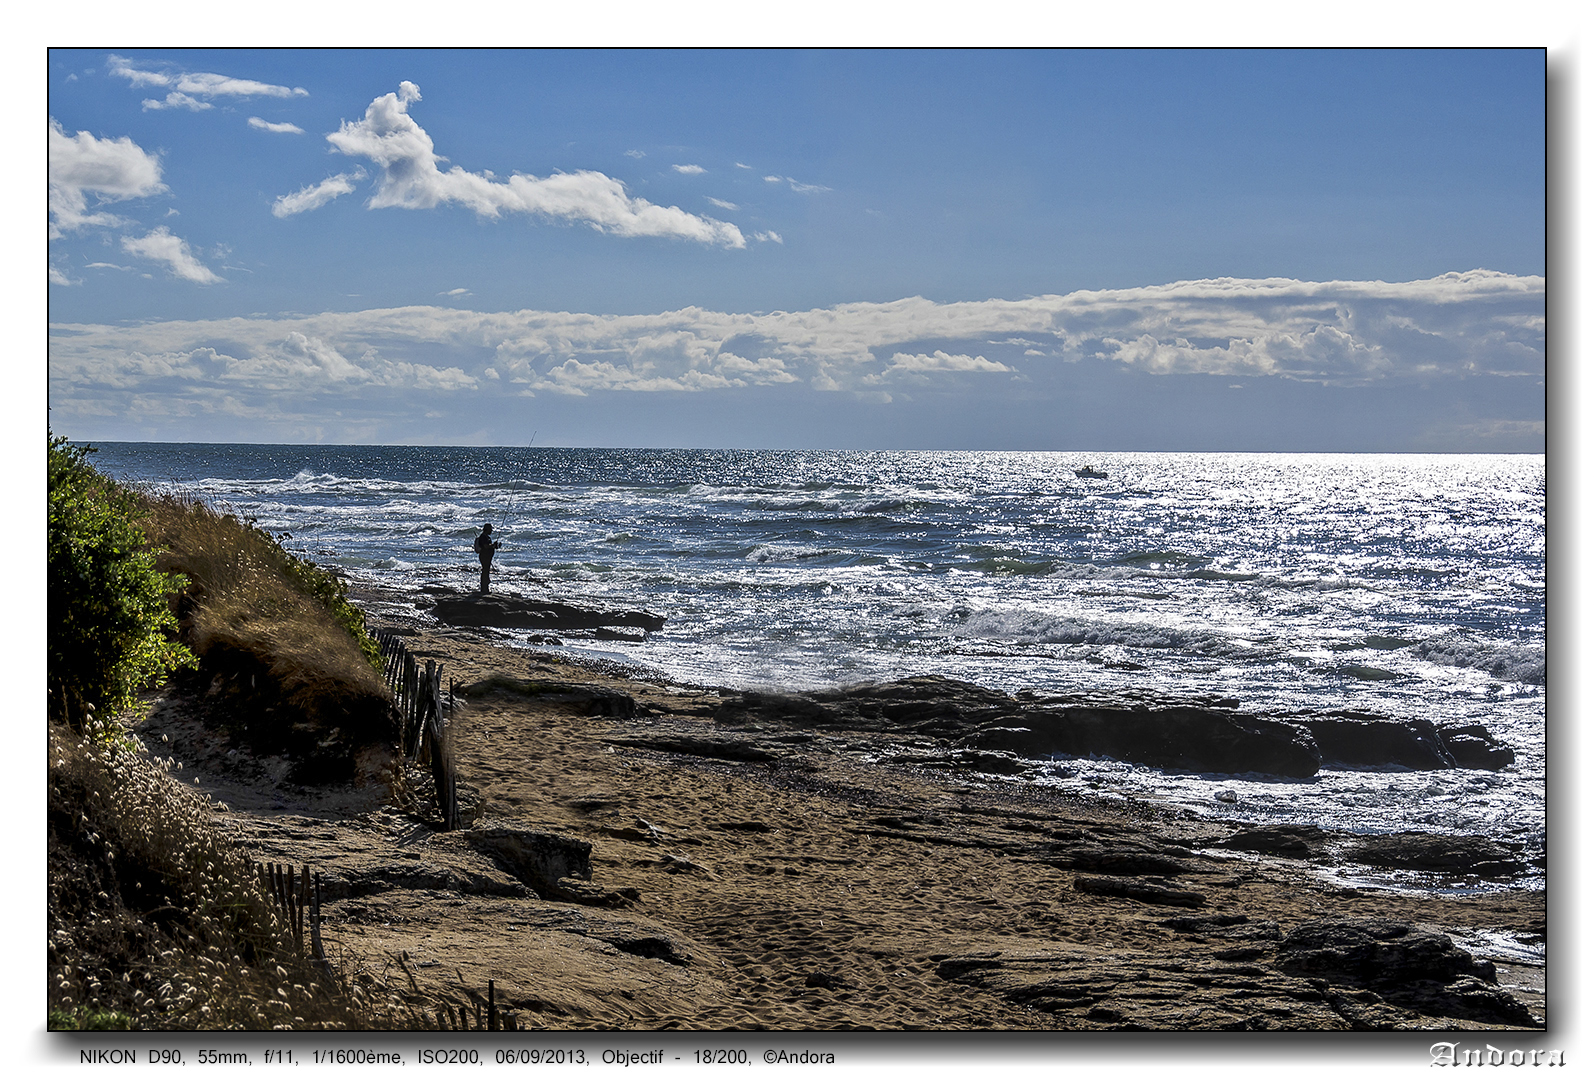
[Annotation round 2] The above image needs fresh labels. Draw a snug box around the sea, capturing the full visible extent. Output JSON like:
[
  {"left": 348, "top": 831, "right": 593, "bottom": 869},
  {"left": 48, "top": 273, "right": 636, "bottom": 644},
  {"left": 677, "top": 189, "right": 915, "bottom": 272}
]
[{"left": 89, "top": 444, "right": 1546, "bottom": 892}]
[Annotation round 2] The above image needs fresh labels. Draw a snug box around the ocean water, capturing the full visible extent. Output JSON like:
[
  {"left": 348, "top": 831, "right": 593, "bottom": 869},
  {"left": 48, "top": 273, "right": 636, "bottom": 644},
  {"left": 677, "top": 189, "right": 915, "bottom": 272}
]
[{"left": 90, "top": 444, "right": 1546, "bottom": 881}]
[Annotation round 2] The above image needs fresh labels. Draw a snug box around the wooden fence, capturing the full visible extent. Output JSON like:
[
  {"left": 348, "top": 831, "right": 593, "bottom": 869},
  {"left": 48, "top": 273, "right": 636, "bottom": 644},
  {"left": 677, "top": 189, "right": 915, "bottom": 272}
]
[
  {"left": 252, "top": 858, "right": 517, "bottom": 1030},
  {"left": 376, "top": 631, "right": 458, "bottom": 831},
  {"left": 252, "top": 860, "right": 330, "bottom": 975}
]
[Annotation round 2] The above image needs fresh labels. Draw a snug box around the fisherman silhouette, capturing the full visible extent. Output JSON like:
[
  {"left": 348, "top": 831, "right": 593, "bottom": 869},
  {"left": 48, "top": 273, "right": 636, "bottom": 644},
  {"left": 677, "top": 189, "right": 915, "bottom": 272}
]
[{"left": 474, "top": 523, "right": 502, "bottom": 593}]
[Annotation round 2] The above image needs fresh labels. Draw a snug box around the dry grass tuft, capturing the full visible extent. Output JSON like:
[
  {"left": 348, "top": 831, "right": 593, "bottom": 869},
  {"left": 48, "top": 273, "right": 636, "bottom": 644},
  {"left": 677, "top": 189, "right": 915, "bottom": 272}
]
[
  {"left": 47, "top": 719, "right": 425, "bottom": 1030},
  {"left": 134, "top": 491, "right": 391, "bottom": 780}
]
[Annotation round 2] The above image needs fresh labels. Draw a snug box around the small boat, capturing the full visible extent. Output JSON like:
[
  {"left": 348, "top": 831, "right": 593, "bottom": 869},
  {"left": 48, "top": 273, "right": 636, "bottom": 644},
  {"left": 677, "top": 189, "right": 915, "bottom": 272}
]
[{"left": 1075, "top": 465, "right": 1108, "bottom": 479}]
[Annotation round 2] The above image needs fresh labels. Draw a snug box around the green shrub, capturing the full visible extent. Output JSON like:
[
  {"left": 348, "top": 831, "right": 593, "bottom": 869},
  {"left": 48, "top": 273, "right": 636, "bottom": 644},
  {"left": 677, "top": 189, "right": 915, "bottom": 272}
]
[{"left": 48, "top": 436, "right": 193, "bottom": 725}]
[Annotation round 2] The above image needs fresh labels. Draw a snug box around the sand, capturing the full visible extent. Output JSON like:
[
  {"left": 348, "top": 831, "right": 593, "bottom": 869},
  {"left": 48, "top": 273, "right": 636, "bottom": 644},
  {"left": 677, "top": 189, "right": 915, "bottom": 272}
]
[{"left": 132, "top": 625, "right": 1546, "bottom": 1032}]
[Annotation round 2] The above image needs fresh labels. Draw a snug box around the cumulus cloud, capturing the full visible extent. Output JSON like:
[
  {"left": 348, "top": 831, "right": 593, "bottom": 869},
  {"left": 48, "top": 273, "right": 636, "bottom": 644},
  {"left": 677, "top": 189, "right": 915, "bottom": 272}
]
[
  {"left": 884, "top": 351, "right": 1011, "bottom": 374},
  {"left": 108, "top": 55, "right": 308, "bottom": 103},
  {"left": 272, "top": 170, "right": 366, "bottom": 217},
  {"left": 312, "top": 82, "right": 744, "bottom": 247},
  {"left": 249, "top": 116, "right": 305, "bottom": 134},
  {"left": 672, "top": 164, "right": 706, "bottom": 174},
  {"left": 120, "top": 227, "right": 222, "bottom": 284},
  {"left": 48, "top": 118, "right": 164, "bottom": 235},
  {"left": 47, "top": 272, "right": 1542, "bottom": 432}
]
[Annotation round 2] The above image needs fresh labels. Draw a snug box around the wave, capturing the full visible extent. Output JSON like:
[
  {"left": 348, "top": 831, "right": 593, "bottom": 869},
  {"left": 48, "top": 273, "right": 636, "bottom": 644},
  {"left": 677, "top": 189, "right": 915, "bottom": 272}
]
[
  {"left": 951, "top": 609, "right": 1274, "bottom": 658},
  {"left": 1412, "top": 634, "right": 1545, "bottom": 685}
]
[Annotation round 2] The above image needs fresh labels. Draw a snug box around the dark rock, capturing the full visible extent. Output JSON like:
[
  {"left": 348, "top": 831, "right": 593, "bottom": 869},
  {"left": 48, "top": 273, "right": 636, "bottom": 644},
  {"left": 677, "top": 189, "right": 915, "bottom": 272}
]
[
  {"left": 430, "top": 590, "right": 665, "bottom": 633},
  {"left": 461, "top": 677, "right": 636, "bottom": 718},
  {"left": 1275, "top": 919, "right": 1538, "bottom": 1027},
  {"left": 964, "top": 706, "right": 1322, "bottom": 778},
  {"left": 1339, "top": 833, "right": 1526, "bottom": 877},
  {"left": 1159, "top": 914, "right": 1250, "bottom": 932},
  {"left": 461, "top": 821, "right": 592, "bottom": 896},
  {"left": 716, "top": 676, "right": 1322, "bottom": 778},
  {"left": 1439, "top": 724, "right": 1516, "bottom": 769},
  {"left": 1073, "top": 875, "right": 1206, "bottom": 907},
  {"left": 1300, "top": 717, "right": 1455, "bottom": 770},
  {"left": 600, "top": 733, "right": 783, "bottom": 763},
  {"left": 1277, "top": 919, "right": 1491, "bottom": 984},
  {"left": 1211, "top": 824, "right": 1326, "bottom": 858}
]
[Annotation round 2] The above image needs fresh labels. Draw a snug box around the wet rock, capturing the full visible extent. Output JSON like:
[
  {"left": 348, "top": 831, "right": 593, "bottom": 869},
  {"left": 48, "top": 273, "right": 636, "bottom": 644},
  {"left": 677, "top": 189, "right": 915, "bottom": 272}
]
[
  {"left": 1300, "top": 716, "right": 1456, "bottom": 770},
  {"left": 428, "top": 589, "right": 665, "bottom": 634},
  {"left": 1211, "top": 824, "right": 1326, "bottom": 858},
  {"left": 1438, "top": 724, "right": 1516, "bottom": 769},
  {"left": 1339, "top": 833, "right": 1526, "bottom": 877},
  {"left": 716, "top": 677, "right": 1323, "bottom": 778}
]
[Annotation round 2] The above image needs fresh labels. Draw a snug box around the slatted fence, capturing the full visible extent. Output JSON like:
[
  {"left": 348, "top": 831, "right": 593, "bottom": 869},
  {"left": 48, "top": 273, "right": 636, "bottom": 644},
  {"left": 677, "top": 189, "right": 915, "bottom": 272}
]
[{"left": 375, "top": 631, "right": 458, "bottom": 831}]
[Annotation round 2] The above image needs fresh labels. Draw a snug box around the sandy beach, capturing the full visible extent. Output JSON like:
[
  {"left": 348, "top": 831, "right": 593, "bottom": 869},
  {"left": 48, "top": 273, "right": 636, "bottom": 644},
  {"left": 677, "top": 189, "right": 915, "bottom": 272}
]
[{"left": 118, "top": 600, "right": 1546, "bottom": 1034}]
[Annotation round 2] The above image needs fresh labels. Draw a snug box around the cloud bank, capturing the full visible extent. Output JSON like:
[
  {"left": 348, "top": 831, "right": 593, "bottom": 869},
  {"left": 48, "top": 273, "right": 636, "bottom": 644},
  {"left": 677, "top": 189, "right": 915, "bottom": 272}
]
[
  {"left": 49, "top": 271, "right": 1541, "bottom": 438},
  {"left": 290, "top": 82, "right": 744, "bottom": 247}
]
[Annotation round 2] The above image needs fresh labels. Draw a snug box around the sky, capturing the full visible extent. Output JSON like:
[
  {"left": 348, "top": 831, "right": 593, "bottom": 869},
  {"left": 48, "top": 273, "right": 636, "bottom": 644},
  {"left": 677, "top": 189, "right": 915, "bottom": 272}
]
[{"left": 46, "top": 47, "right": 1546, "bottom": 450}]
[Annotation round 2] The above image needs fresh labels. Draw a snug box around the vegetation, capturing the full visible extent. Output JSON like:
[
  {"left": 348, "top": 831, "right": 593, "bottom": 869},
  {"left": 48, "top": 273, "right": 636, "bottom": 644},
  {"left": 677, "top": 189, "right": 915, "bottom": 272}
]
[
  {"left": 48, "top": 436, "right": 194, "bottom": 728},
  {"left": 134, "top": 488, "right": 390, "bottom": 778},
  {"left": 48, "top": 719, "right": 414, "bottom": 1029},
  {"left": 46, "top": 434, "right": 409, "bottom": 1029}
]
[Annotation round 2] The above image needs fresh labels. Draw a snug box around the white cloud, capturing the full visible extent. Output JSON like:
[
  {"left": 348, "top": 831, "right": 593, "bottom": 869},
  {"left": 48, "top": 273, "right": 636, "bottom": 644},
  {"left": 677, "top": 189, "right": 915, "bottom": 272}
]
[
  {"left": 120, "top": 227, "right": 223, "bottom": 284},
  {"left": 440, "top": 287, "right": 470, "bottom": 296},
  {"left": 706, "top": 197, "right": 738, "bottom": 211},
  {"left": 48, "top": 118, "right": 164, "bottom": 236},
  {"left": 761, "top": 173, "right": 829, "bottom": 194},
  {"left": 249, "top": 117, "right": 306, "bottom": 135},
  {"left": 735, "top": 162, "right": 752, "bottom": 169},
  {"left": 272, "top": 170, "right": 366, "bottom": 218},
  {"left": 753, "top": 231, "right": 783, "bottom": 244},
  {"left": 625, "top": 149, "right": 646, "bottom": 158},
  {"left": 143, "top": 92, "right": 211, "bottom": 112},
  {"left": 47, "top": 272, "right": 1543, "bottom": 427},
  {"left": 672, "top": 164, "right": 706, "bottom": 175},
  {"left": 108, "top": 55, "right": 308, "bottom": 102},
  {"left": 316, "top": 83, "right": 745, "bottom": 248},
  {"left": 884, "top": 351, "right": 1011, "bottom": 373}
]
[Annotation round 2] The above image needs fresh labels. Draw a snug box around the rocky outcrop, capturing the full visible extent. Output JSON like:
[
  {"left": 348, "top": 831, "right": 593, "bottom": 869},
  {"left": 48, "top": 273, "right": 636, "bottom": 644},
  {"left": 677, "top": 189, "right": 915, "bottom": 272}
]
[
  {"left": 1300, "top": 715, "right": 1455, "bottom": 769},
  {"left": 932, "top": 920, "right": 1540, "bottom": 1030},
  {"left": 712, "top": 676, "right": 1516, "bottom": 779},
  {"left": 1439, "top": 724, "right": 1517, "bottom": 769},
  {"left": 715, "top": 676, "right": 1321, "bottom": 778},
  {"left": 1275, "top": 919, "right": 1537, "bottom": 1026},
  {"left": 460, "top": 821, "right": 593, "bottom": 897},
  {"left": 425, "top": 588, "right": 665, "bottom": 635},
  {"left": 1338, "top": 833, "right": 1528, "bottom": 878}
]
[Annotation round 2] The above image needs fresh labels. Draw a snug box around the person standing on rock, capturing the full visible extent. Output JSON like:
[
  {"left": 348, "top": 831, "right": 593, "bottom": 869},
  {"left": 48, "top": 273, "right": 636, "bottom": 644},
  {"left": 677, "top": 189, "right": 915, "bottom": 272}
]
[{"left": 474, "top": 523, "right": 502, "bottom": 593}]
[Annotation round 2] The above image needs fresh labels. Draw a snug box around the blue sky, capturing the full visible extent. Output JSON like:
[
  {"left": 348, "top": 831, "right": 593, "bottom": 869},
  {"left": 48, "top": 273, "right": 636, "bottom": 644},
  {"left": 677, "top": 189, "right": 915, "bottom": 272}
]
[{"left": 47, "top": 48, "right": 1546, "bottom": 450}]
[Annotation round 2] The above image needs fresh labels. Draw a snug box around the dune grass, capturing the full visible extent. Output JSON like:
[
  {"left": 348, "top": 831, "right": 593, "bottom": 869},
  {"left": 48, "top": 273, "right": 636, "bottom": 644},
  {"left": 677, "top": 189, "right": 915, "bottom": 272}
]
[{"left": 48, "top": 440, "right": 413, "bottom": 1029}]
